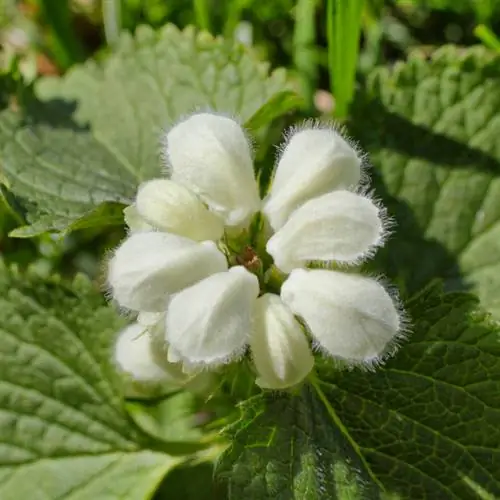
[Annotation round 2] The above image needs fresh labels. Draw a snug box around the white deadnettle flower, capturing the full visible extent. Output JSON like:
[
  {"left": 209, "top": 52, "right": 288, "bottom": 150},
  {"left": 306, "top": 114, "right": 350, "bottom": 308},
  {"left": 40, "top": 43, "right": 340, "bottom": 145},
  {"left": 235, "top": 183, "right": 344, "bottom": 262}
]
[
  {"left": 164, "top": 112, "right": 261, "bottom": 227},
  {"left": 108, "top": 111, "right": 405, "bottom": 391},
  {"left": 263, "top": 127, "right": 362, "bottom": 231},
  {"left": 266, "top": 190, "right": 386, "bottom": 273},
  {"left": 135, "top": 179, "right": 224, "bottom": 241},
  {"left": 165, "top": 266, "right": 260, "bottom": 367},
  {"left": 281, "top": 269, "right": 403, "bottom": 366},
  {"left": 251, "top": 294, "right": 314, "bottom": 389},
  {"left": 114, "top": 322, "right": 186, "bottom": 383},
  {"left": 108, "top": 231, "right": 227, "bottom": 311}
]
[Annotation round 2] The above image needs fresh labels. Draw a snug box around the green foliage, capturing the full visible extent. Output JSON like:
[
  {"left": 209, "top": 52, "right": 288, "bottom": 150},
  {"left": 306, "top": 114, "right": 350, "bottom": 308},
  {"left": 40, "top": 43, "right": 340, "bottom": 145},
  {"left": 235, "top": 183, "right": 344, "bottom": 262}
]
[
  {"left": 0, "top": 261, "right": 193, "bottom": 499},
  {"left": 0, "top": 25, "right": 297, "bottom": 237},
  {"left": 217, "top": 283, "right": 500, "bottom": 499},
  {"left": 351, "top": 45, "right": 500, "bottom": 318}
]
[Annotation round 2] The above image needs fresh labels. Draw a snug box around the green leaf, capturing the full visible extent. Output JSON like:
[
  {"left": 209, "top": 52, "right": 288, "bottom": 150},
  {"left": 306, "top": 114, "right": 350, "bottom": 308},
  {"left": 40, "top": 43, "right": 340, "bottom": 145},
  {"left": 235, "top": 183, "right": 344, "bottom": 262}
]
[
  {"left": 350, "top": 45, "right": 500, "bottom": 317},
  {"left": 217, "top": 284, "right": 500, "bottom": 499},
  {"left": 0, "top": 263, "right": 186, "bottom": 499},
  {"left": 316, "top": 283, "right": 500, "bottom": 499},
  {"left": 216, "top": 387, "right": 382, "bottom": 499},
  {"left": 0, "top": 25, "right": 297, "bottom": 237}
]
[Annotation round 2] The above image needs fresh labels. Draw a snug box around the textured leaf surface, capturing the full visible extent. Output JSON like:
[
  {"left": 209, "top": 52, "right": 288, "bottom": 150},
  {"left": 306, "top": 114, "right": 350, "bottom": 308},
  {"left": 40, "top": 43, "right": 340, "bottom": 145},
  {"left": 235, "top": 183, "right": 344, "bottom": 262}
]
[
  {"left": 216, "top": 386, "right": 381, "bottom": 499},
  {"left": 217, "top": 284, "right": 500, "bottom": 499},
  {"left": 351, "top": 46, "right": 500, "bottom": 317},
  {"left": 0, "top": 263, "right": 181, "bottom": 499},
  {"left": 0, "top": 25, "right": 294, "bottom": 236},
  {"left": 319, "top": 283, "right": 500, "bottom": 499}
]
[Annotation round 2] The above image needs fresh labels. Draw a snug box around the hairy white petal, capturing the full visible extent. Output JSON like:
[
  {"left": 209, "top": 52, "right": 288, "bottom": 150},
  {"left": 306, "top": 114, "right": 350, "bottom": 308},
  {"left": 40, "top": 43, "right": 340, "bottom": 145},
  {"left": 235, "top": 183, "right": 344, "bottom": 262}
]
[
  {"left": 108, "top": 232, "right": 228, "bottom": 311},
  {"left": 251, "top": 294, "right": 314, "bottom": 389},
  {"left": 165, "top": 266, "right": 259, "bottom": 367},
  {"left": 136, "top": 179, "right": 224, "bottom": 241},
  {"left": 123, "top": 204, "right": 153, "bottom": 233},
  {"left": 263, "top": 127, "right": 362, "bottom": 230},
  {"left": 267, "top": 191, "right": 385, "bottom": 272},
  {"left": 164, "top": 113, "right": 260, "bottom": 226},
  {"left": 114, "top": 323, "right": 185, "bottom": 383},
  {"left": 281, "top": 269, "right": 402, "bottom": 365}
]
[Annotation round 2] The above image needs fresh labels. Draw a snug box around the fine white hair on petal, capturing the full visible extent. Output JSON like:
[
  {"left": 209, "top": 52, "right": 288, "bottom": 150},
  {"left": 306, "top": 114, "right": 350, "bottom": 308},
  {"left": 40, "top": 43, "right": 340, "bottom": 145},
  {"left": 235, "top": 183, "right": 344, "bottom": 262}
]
[
  {"left": 165, "top": 266, "right": 260, "bottom": 368},
  {"left": 123, "top": 204, "right": 154, "bottom": 233},
  {"left": 135, "top": 179, "right": 224, "bottom": 241},
  {"left": 281, "top": 269, "right": 406, "bottom": 367},
  {"left": 263, "top": 123, "right": 363, "bottom": 231},
  {"left": 266, "top": 190, "right": 389, "bottom": 273},
  {"left": 107, "top": 231, "right": 228, "bottom": 312},
  {"left": 163, "top": 112, "right": 260, "bottom": 227},
  {"left": 114, "top": 322, "right": 185, "bottom": 383},
  {"left": 250, "top": 293, "right": 314, "bottom": 389}
]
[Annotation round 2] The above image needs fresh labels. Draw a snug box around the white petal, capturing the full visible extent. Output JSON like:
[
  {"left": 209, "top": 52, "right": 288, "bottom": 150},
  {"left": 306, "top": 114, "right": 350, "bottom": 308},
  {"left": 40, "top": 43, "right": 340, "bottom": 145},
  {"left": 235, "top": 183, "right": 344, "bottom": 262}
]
[
  {"left": 164, "top": 113, "right": 260, "bottom": 226},
  {"left": 135, "top": 179, "right": 224, "bottom": 241},
  {"left": 281, "top": 269, "right": 403, "bottom": 365},
  {"left": 123, "top": 204, "right": 153, "bottom": 233},
  {"left": 108, "top": 232, "right": 228, "bottom": 311},
  {"left": 263, "top": 127, "right": 362, "bottom": 230},
  {"left": 251, "top": 294, "right": 314, "bottom": 389},
  {"left": 114, "top": 323, "right": 185, "bottom": 383},
  {"left": 165, "top": 266, "right": 259, "bottom": 367},
  {"left": 267, "top": 191, "right": 385, "bottom": 272}
]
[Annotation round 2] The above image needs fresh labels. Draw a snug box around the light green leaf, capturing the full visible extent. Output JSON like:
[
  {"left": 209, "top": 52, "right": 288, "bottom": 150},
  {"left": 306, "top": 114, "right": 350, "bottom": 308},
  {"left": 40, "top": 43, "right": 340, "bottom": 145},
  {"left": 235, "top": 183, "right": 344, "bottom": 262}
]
[
  {"left": 0, "top": 25, "right": 297, "bottom": 237},
  {"left": 0, "top": 264, "right": 186, "bottom": 499},
  {"left": 351, "top": 45, "right": 500, "bottom": 317},
  {"left": 216, "top": 386, "right": 382, "bottom": 499},
  {"left": 316, "top": 283, "right": 500, "bottom": 499}
]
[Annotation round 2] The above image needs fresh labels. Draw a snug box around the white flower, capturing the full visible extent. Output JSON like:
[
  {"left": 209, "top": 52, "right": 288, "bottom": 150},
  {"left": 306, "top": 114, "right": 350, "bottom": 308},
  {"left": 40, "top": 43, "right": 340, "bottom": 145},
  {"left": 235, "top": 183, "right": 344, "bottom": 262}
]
[
  {"left": 281, "top": 269, "right": 403, "bottom": 366},
  {"left": 164, "top": 113, "right": 260, "bottom": 227},
  {"left": 266, "top": 190, "right": 386, "bottom": 273},
  {"left": 263, "top": 126, "right": 362, "bottom": 231},
  {"left": 114, "top": 322, "right": 187, "bottom": 383},
  {"left": 108, "top": 231, "right": 227, "bottom": 311},
  {"left": 135, "top": 179, "right": 224, "bottom": 241},
  {"left": 165, "top": 267, "right": 260, "bottom": 367},
  {"left": 251, "top": 294, "right": 314, "bottom": 389},
  {"left": 108, "top": 112, "right": 406, "bottom": 391}
]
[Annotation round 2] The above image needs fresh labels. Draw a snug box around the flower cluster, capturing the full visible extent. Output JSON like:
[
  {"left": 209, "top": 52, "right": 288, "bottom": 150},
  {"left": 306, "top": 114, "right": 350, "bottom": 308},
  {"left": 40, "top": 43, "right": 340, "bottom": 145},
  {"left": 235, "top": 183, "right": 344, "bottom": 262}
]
[{"left": 109, "top": 112, "right": 405, "bottom": 390}]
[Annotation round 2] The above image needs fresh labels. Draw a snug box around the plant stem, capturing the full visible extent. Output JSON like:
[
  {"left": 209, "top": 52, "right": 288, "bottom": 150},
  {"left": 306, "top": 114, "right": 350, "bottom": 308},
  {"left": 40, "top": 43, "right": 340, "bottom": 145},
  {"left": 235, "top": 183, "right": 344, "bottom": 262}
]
[
  {"left": 37, "top": 0, "right": 85, "bottom": 69},
  {"left": 474, "top": 24, "right": 500, "bottom": 51},
  {"left": 103, "top": 0, "right": 122, "bottom": 49},
  {"left": 293, "top": 0, "right": 319, "bottom": 110},
  {"left": 193, "top": 0, "right": 211, "bottom": 31},
  {"left": 327, "top": 0, "right": 365, "bottom": 119}
]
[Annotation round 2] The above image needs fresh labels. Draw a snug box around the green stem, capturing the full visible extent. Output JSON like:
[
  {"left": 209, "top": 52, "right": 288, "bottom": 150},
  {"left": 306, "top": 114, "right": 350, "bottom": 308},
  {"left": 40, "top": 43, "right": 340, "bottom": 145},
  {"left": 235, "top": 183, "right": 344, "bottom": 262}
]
[
  {"left": 474, "top": 24, "right": 500, "bottom": 52},
  {"left": 193, "top": 0, "right": 211, "bottom": 31},
  {"left": 327, "top": 0, "right": 365, "bottom": 119},
  {"left": 293, "top": 0, "right": 319, "bottom": 110},
  {"left": 103, "top": 0, "right": 122, "bottom": 48},
  {"left": 38, "top": 0, "right": 85, "bottom": 69}
]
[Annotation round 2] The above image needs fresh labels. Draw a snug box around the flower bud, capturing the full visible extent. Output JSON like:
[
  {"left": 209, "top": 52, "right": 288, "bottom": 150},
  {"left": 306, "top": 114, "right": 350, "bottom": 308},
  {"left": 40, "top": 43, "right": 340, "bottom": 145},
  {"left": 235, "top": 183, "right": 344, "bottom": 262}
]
[
  {"left": 165, "top": 266, "right": 259, "bottom": 367},
  {"left": 266, "top": 191, "right": 385, "bottom": 273},
  {"left": 263, "top": 127, "right": 362, "bottom": 230},
  {"left": 135, "top": 179, "right": 224, "bottom": 241},
  {"left": 164, "top": 112, "right": 260, "bottom": 227},
  {"left": 108, "top": 231, "right": 228, "bottom": 311},
  {"left": 281, "top": 269, "right": 403, "bottom": 366},
  {"left": 114, "top": 323, "right": 186, "bottom": 383},
  {"left": 251, "top": 294, "right": 314, "bottom": 389}
]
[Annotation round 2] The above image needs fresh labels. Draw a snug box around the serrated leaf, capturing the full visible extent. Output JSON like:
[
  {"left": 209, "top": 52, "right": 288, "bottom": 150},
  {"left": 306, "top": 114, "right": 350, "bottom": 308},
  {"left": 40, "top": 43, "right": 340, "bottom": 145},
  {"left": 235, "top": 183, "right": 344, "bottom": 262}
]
[
  {"left": 217, "top": 284, "right": 500, "bottom": 499},
  {"left": 0, "top": 25, "right": 298, "bottom": 237},
  {"left": 315, "top": 283, "right": 500, "bottom": 499},
  {"left": 0, "top": 263, "right": 186, "bottom": 499},
  {"left": 216, "top": 387, "right": 382, "bottom": 499},
  {"left": 350, "top": 45, "right": 500, "bottom": 317}
]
